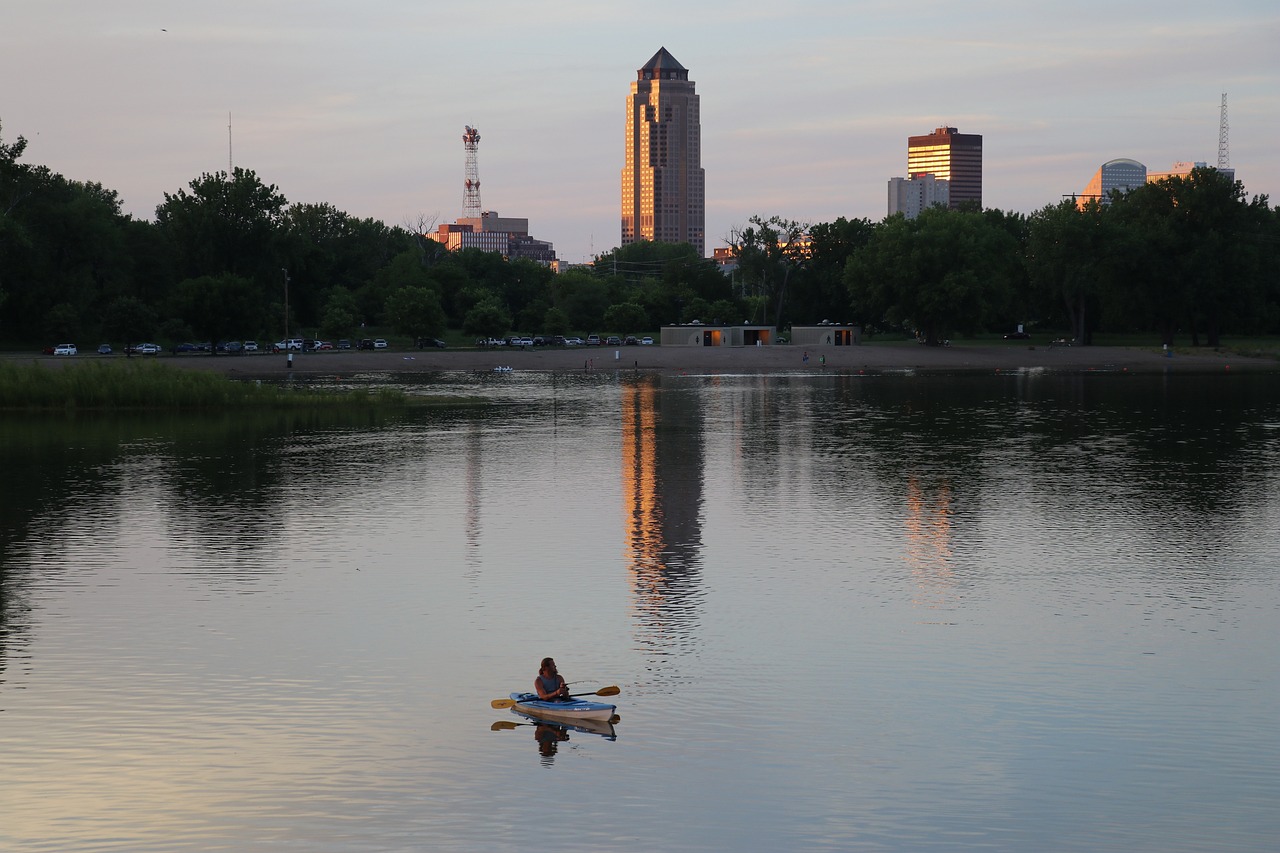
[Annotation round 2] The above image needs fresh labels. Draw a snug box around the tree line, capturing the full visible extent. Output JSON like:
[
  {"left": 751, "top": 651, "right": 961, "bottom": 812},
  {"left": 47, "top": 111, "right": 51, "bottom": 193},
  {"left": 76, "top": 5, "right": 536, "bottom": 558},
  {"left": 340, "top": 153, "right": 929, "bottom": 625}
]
[{"left": 3, "top": 118, "right": 1277, "bottom": 350}]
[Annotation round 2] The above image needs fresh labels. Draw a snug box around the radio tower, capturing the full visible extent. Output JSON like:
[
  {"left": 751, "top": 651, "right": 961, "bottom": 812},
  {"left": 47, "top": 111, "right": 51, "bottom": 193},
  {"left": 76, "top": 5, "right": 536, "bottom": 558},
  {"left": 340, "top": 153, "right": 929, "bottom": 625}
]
[
  {"left": 1217, "top": 93, "right": 1230, "bottom": 169},
  {"left": 462, "top": 125, "right": 482, "bottom": 218}
]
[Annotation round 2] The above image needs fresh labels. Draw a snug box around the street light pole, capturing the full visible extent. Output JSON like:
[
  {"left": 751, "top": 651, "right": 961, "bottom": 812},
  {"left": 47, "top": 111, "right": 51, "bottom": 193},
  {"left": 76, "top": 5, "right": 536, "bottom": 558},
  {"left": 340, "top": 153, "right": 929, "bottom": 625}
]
[{"left": 282, "top": 268, "right": 292, "bottom": 367}]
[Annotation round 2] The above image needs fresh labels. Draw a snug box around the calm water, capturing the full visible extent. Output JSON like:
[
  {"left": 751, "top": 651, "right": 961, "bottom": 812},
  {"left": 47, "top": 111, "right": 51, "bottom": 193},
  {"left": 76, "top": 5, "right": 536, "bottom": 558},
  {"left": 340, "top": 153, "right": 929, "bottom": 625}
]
[{"left": 2, "top": 368, "right": 1278, "bottom": 852}]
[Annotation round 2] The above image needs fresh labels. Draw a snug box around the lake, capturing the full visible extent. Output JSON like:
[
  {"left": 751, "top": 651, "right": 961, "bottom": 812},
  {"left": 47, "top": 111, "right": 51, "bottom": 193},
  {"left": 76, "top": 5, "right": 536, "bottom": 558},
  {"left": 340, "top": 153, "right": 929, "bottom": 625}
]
[{"left": 2, "top": 368, "right": 1278, "bottom": 852}]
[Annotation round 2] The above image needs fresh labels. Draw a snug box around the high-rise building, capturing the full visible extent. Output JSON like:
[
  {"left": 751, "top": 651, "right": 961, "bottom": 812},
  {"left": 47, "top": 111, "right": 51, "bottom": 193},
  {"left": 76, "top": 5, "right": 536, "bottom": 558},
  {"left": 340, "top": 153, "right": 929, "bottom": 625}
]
[
  {"left": 907, "top": 126, "right": 982, "bottom": 210},
  {"left": 621, "top": 47, "right": 705, "bottom": 256},
  {"left": 1076, "top": 158, "right": 1146, "bottom": 208},
  {"left": 888, "top": 174, "right": 950, "bottom": 219}
]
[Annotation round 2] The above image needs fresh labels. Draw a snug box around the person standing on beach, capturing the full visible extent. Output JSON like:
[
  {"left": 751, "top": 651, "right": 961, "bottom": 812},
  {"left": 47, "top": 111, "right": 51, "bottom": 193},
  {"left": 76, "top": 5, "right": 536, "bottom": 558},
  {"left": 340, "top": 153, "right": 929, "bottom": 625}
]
[{"left": 803, "top": 351, "right": 809, "bottom": 364}]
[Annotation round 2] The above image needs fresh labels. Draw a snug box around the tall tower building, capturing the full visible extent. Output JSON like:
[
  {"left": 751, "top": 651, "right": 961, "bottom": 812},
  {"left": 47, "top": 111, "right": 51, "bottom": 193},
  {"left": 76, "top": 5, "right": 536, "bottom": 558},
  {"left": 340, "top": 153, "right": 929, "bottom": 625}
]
[
  {"left": 622, "top": 47, "right": 705, "bottom": 256},
  {"left": 907, "top": 126, "right": 982, "bottom": 210}
]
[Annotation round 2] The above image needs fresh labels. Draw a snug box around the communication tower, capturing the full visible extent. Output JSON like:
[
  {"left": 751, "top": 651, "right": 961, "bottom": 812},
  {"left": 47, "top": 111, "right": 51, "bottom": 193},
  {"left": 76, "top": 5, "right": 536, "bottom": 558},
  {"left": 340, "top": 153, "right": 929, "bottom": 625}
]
[
  {"left": 463, "top": 125, "right": 482, "bottom": 218},
  {"left": 1217, "top": 93, "right": 1230, "bottom": 169}
]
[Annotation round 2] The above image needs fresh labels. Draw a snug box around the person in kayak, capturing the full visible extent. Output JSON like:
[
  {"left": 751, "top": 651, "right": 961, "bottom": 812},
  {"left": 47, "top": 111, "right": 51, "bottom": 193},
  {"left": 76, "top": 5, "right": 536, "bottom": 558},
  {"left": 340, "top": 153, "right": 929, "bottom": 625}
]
[{"left": 535, "top": 657, "right": 570, "bottom": 701}]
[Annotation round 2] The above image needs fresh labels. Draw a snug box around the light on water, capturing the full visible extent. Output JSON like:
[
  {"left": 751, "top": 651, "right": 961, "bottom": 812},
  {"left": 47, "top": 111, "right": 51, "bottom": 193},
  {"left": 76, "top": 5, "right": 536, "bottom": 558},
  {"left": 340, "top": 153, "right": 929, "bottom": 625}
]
[{"left": 1, "top": 371, "right": 1278, "bottom": 851}]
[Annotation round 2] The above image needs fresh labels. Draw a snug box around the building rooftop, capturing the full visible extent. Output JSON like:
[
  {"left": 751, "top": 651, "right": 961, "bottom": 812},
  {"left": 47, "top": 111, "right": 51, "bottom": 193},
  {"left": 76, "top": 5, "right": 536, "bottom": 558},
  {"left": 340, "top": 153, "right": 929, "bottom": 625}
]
[{"left": 639, "top": 47, "right": 688, "bottom": 80}]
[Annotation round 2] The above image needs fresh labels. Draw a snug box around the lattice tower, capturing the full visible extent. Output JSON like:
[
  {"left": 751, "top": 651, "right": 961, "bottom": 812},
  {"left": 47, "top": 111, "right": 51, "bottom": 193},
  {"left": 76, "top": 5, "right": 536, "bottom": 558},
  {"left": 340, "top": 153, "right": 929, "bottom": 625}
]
[
  {"left": 463, "top": 125, "right": 482, "bottom": 217},
  {"left": 1218, "top": 93, "right": 1230, "bottom": 169}
]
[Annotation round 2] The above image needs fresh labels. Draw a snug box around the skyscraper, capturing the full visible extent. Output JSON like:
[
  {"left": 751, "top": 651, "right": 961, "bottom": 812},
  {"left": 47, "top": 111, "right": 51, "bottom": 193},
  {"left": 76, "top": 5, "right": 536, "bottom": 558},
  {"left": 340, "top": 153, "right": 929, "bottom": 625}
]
[
  {"left": 621, "top": 48, "right": 705, "bottom": 256},
  {"left": 907, "top": 126, "right": 982, "bottom": 210},
  {"left": 1077, "top": 158, "right": 1146, "bottom": 208}
]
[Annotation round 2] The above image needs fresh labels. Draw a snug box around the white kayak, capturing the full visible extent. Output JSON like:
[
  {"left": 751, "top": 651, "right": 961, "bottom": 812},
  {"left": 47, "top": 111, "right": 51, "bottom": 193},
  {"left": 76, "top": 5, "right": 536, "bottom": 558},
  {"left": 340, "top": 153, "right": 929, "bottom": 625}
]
[{"left": 509, "top": 692, "right": 617, "bottom": 721}]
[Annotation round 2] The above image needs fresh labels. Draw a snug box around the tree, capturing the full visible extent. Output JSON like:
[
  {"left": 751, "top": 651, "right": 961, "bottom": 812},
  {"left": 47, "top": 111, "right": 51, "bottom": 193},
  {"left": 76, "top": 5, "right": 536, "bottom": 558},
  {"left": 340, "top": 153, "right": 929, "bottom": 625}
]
[
  {"left": 730, "top": 215, "right": 808, "bottom": 327},
  {"left": 103, "top": 296, "right": 157, "bottom": 353},
  {"left": 155, "top": 168, "right": 288, "bottom": 284},
  {"left": 385, "top": 285, "right": 446, "bottom": 343},
  {"left": 602, "top": 302, "right": 649, "bottom": 336},
  {"left": 1026, "top": 200, "right": 1111, "bottom": 344},
  {"left": 319, "top": 287, "right": 361, "bottom": 339},
  {"left": 169, "top": 275, "right": 263, "bottom": 354},
  {"left": 462, "top": 297, "right": 511, "bottom": 340},
  {"left": 846, "top": 208, "right": 1019, "bottom": 345}
]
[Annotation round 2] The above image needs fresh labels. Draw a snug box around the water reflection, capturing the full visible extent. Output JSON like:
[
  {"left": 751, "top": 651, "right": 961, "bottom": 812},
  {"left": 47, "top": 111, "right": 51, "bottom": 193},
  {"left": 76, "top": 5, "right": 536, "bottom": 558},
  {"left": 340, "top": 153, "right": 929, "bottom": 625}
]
[
  {"left": 903, "top": 477, "right": 957, "bottom": 610},
  {"left": 620, "top": 378, "right": 705, "bottom": 665}
]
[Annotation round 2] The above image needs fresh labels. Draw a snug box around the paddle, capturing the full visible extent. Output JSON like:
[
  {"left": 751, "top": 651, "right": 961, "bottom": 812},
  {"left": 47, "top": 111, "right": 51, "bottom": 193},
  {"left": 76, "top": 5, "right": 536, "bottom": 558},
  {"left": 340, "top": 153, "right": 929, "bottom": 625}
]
[{"left": 489, "top": 685, "right": 620, "bottom": 710}]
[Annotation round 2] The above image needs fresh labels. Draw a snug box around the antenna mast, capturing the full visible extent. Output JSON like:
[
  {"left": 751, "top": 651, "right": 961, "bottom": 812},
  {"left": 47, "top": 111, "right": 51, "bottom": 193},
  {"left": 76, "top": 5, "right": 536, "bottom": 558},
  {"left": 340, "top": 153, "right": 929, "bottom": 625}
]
[
  {"left": 462, "top": 125, "right": 482, "bottom": 218},
  {"left": 228, "top": 112, "right": 234, "bottom": 174},
  {"left": 1217, "top": 93, "right": 1230, "bottom": 169}
]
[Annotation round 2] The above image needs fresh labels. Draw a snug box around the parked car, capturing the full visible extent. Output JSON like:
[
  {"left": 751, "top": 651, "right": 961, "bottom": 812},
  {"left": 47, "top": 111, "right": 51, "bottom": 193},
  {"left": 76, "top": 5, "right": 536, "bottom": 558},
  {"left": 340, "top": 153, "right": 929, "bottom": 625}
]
[
  {"left": 606, "top": 336, "right": 622, "bottom": 346},
  {"left": 586, "top": 335, "right": 601, "bottom": 346},
  {"left": 336, "top": 339, "right": 351, "bottom": 350},
  {"left": 1003, "top": 331, "right": 1031, "bottom": 340},
  {"left": 135, "top": 343, "right": 161, "bottom": 354},
  {"left": 223, "top": 341, "right": 244, "bottom": 353},
  {"left": 53, "top": 343, "right": 78, "bottom": 355},
  {"left": 564, "top": 337, "right": 583, "bottom": 346},
  {"left": 243, "top": 341, "right": 259, "bottom": 352},
  {"left": 418, "top": 337, "right": 447, "bottom": 349},
  {"left": 357, "top": 339, "right": 376, "bottom": 350},
  {"left": 624, "top": 336, "right": 638, "bottom": 345},
  {"left": 175, "top": 342, "right": 199, "bottom": 353},
  {"left": 515, "top": 337, "right": 534, "bottom": 348},
  {"left": 313, "top": 341, "right": 333, "bottom": 350},
  {"left": 97, "top": 344, "right": 113, "bottom": 355},
  {"left": 641, "top": 336, "right": 654, "bottom": 345},
  {"left": 373, "top": 338, "right": 389, "bottom": 349},
  {"left": 274, "top": 339, "right": 304, "bottom": 351}
]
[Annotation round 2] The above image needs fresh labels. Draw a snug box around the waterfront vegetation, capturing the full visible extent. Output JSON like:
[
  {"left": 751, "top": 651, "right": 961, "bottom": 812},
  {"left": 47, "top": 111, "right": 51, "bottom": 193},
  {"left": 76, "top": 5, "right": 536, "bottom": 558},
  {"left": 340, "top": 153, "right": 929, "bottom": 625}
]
[
  {"left": 0, "top": 360, "right": 414, "bottom": 410},
  {"left": 3, "top": 118, "right": 1277, "bottom": 354}
]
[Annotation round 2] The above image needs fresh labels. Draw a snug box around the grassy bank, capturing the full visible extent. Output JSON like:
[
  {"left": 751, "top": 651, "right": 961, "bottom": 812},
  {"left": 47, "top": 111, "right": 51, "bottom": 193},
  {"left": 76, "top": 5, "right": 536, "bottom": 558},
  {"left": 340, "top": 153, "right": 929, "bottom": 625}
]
[{"left": 0, "top": 360, "right": 415, "bottom": 410}]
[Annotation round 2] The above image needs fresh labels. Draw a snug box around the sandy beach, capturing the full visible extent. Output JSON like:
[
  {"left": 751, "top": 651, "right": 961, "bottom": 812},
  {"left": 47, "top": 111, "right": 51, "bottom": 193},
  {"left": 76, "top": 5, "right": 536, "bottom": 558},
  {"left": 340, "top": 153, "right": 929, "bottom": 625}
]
[{"left": 20, "top": 341, "right": 1275, "bottom": 377}]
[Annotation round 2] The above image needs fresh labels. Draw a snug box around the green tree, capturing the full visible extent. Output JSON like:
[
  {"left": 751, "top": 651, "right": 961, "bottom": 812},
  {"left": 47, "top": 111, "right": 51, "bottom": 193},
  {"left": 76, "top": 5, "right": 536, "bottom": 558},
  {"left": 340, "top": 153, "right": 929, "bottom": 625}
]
[
  {"left": 155, "top": 168, "right": 288, "bottom": 284},
  {"left": 102, "top": 295, "right": 158, "bottom": 353},
  {"left": 385, "top": 285, "right": 446, "bottom": 343},
  {"left": 846, "top": 208, "right": 1019, "bottom": 345},
  {"left": 169, "top": 274, "right": 262, "bottom": 354},
  {"left": 319, "top": 287, "right": 361, "bottom": 339},
  {"left": 731, "top": 215, "right": 808, "bottom": 326},
  {"left": 602, "top": 302, "right": 649, "bottom": 336},
  {"left": 462, "top": 297, "right": 511, "bottom": 340}
]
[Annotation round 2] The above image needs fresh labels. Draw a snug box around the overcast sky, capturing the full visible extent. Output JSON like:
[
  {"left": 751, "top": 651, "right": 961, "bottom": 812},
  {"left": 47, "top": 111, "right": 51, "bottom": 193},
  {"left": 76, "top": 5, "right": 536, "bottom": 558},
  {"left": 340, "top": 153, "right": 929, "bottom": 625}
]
[{"left": 4, "top": 1, "right": 1277, "bottom": 264}]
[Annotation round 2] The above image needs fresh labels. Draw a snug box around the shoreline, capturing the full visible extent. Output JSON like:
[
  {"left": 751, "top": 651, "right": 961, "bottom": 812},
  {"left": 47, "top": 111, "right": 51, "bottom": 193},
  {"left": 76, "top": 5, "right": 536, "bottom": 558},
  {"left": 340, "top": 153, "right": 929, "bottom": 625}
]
[{"left": 11, "top": 342, "right": 1276, "bottom": 378}]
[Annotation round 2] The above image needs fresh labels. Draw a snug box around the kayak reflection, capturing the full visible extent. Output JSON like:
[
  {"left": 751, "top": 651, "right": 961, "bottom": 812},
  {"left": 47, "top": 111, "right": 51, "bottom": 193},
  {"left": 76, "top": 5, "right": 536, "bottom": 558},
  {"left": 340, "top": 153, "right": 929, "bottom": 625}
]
[{"left": 490, "top": 709, "right": 619, "bottom": 764}]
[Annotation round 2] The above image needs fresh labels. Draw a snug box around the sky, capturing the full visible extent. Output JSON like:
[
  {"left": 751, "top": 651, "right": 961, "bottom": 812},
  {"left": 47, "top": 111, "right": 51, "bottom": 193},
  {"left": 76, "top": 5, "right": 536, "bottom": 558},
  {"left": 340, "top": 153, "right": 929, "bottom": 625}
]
[{"left": 3, "top": 1, "right": 1278, "bottom": 265}]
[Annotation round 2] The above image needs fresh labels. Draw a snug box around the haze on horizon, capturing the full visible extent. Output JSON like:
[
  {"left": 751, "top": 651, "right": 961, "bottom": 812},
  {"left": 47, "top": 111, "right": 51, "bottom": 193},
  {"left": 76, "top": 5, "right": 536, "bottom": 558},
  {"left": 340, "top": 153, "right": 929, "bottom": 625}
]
[{"left": 3, "top": 1, "right": 1277, "bottom": 264}]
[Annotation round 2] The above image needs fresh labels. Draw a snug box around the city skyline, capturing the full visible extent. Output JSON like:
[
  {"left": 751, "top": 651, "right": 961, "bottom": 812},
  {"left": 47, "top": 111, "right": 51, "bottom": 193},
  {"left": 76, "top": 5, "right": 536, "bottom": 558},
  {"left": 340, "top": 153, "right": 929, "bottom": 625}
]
[{"left": 3, "top": 2, "right": 1277, "bottom": 264}]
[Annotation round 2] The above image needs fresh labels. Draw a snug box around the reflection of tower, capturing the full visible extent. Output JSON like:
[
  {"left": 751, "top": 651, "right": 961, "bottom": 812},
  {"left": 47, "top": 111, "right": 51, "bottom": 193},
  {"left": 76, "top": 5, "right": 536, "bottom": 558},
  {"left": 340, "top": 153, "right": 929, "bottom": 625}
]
[
  {"left": 462, "top": 125, "right": 482, "bottom": 218},
  {"left": 621, "top": 378, "right": 704, "bottom": 656},
  {"left": 902, "top": 476, "right": 956, "bottom": 609}
]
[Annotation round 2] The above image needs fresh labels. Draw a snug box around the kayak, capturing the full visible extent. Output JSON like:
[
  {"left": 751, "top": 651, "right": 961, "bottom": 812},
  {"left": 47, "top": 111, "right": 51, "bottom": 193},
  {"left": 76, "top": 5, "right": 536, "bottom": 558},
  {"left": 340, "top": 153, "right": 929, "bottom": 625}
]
[
  {"left": 508, "top": 692, "right": 617, "bottom": 722},
  {"left": 512, "top": 708, "right": 618, "bottom": 740}
]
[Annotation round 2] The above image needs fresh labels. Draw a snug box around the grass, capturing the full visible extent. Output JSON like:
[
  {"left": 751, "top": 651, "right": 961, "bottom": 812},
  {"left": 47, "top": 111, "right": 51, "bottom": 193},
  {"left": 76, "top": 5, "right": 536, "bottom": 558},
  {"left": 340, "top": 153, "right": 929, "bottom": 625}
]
[{"left": 0, "top": 360, "right": 416, "bottom": 410}]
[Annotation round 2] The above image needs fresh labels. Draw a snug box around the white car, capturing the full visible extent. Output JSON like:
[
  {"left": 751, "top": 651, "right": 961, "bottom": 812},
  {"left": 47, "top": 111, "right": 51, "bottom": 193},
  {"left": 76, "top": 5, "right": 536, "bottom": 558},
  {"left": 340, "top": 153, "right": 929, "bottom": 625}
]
[
  {"left": 373, "top": 338, "right": 388, "bottom": 349},
  {"left": 243, "top": 341, "right": 259, "bottom": 352},
  {"left": 641, "top": 336, "right": 654, "bottom": 345},
  {"left": 135, "top": 343, "right": 161, "bottom": 354},
  {"left": 53, "top": 343, "right": 78, "bottom": 355}
]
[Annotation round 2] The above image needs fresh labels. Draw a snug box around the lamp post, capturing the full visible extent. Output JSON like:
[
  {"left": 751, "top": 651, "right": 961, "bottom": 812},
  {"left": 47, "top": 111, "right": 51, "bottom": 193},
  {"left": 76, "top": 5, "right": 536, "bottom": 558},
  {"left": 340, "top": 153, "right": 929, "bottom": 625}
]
[{"left": 282, "top": 268, "right": 292, "bottom": 367}]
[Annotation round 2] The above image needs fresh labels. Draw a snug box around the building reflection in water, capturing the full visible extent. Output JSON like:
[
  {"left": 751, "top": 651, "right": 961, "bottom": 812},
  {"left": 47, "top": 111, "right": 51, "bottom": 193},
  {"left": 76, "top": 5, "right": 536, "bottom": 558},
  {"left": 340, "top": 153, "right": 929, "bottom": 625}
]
[
  {"left": 620, "top": 378, "right": 705, "bottom": 666},
  {"left": 902, "top": 475, "right": 957, "bottom": 610}
]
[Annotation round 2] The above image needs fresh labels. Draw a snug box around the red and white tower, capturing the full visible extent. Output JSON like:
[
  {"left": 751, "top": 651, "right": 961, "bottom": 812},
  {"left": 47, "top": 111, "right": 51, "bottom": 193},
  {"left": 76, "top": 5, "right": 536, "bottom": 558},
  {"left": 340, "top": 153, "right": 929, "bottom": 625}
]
[{"left": 462, "top": 125, "right": 482, "bottom": 218}]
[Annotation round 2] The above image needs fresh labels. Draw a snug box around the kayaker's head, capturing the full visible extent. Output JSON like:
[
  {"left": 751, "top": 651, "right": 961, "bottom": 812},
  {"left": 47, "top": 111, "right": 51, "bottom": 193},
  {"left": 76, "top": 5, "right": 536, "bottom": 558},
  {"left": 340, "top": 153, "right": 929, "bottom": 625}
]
[{"left": 540, "top": 657, "right": 557, "bottom": 675}]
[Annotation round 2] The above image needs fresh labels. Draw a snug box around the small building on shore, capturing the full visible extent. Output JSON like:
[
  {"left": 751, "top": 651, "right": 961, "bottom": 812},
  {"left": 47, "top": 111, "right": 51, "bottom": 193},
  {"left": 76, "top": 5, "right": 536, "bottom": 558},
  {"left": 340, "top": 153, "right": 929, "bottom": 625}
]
[
  {"left": 659, "top": 323, "right": 778, "bottom": 347},
  {"left": 788, "top": 323, "right": 861, "bottom": 347}
]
